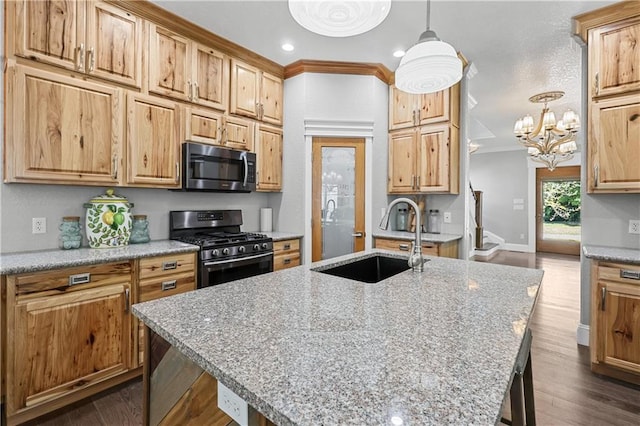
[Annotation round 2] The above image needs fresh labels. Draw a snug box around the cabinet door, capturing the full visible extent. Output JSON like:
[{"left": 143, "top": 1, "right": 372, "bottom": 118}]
[
  {"left": 419, "top": 89, "right": 449, "bottom": 125},
  {"left": 9, "top": 283, "right": 130, "bottom": 412},
  {"left": 230, "top": 59, "right": 260, "bottom": 119},
  {"left": 8, "top": 65, "right": 122, "bottom": 185},
  {"left": 597, "top": 281, "right": 640, "bottom": 374},
  {"left": 224, "top": 116, "right": 255, "bottom": 151},
  {"left": 590, "top": 17, "right": 640, "bottom": 98},
  {"left": 418, "top": 124, "right": 451, "bottom": 192},
  {"left": 256, "top": 125, "right": 283, "bottom": 191},
  {"left": 193, "top": 43, "right": 228, "bottom": 111},
  {"left": 14, "top": 0, "right": 86, "bottom": 71},
  {"left": 85, "top": 1, "right": 142, "bottom": 87},
  {"left": 388, "top": 130, "right": 417, "bottom": 193},
  {"left": 589, "top": 95, "right": 640, "bottom": 192},
  {"left": 148, "top": 23, "right": 191, "bottom": 101},
  {"left": 126, "top": 93, "right": 180, "bottom": 187},
  {"left": 389, "top": 86, "right": 417, "bottom": 130},
  {"left": 185, "top": 107, "right": 224, "bottom": 146},
  {"left": 260, "top": 72, "right": 283, "bottom": 125}
]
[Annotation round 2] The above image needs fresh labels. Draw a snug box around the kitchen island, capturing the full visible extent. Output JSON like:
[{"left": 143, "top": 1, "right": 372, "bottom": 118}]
[{"left": 133, "top": 250, "right": 543, "bottom": 425}]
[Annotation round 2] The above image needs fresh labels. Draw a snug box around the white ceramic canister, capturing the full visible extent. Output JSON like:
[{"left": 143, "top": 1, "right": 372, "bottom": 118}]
[{"left": 83, "top": 188, "right": 134, "bottom": 248}]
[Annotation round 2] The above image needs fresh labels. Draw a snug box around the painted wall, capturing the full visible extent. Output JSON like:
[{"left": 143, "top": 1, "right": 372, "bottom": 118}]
[
  {"left": 469, "top": 150, "right": 530, "bottom": 245},
  {"left": 272, "top": 72, "right": 389, "bottom": 262}
]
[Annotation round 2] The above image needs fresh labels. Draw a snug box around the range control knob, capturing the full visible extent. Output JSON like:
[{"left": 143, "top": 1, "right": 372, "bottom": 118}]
[
  {"left": 222, "top": 248, "right": 230, "bottom": 256},
  {"left": 211, "top": 249, "right": 220, "bottom": 257},
  {"left": 253, "top": 244, "right": 260, "bottom": 251},
  {"left": 238, "top": 246, "right": 246, "bottom": 253},
  {"left": 261, "top": 243, "right": 269, "bottom": 249}
]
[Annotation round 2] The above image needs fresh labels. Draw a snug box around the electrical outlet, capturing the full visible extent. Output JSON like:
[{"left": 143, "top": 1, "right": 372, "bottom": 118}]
[
  {"left": 217, "top": 382, "right": 248, "bottom": 426},
  {"left": 629, "top": 220, "right": 640, "bottom": 234},
  {"left": 32, "top": 217, "right": 46, "bottom": 234},
  {"left": 443, "top": 212, "right": 452, "bottom": 223}
]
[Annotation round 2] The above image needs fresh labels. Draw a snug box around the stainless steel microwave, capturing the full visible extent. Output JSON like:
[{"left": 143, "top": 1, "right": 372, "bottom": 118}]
[{"left": 181, "top": 142, "right": 256, "bottom": 192}]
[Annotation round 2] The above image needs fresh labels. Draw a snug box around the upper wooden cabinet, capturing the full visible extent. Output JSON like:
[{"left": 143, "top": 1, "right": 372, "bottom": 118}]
[
  {"left": 126, "top": 92, "right": 181, "bottom": 188},
  {"left": 388, "top": 123, "right": 459, "bottom": 194},
  {"left": 14, "top": 1, "right": 142, "bottom": 87},
  {"left": 5, "top": 65, "right": 123, "bottom": 185},
  {"left": 184, "top": 107, "right": 254, "bottom": 151},
  {"left": 589, "top": 16, "right": 640, "bottom": 99},
  {"left": 256, "top": 125, "right": 283, "bottom": 191},
  {"left": 148, "top": 23, "right": 228, "bottom": 111},
  {"left": 575, "top": 4, "right": 640, "bottom": 193},
  {"left": 230, "top": 59, "right": 283, "bottom": 125},
  {"left": 389, "top": 85, "right": 460, "bottom": 130}
]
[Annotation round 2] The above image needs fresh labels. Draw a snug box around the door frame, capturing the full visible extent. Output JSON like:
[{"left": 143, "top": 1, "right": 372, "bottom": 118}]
[
  {"left": 536, "top": 165, "right": 581, "bottom": 255},
  {"left": 311, "top": 138, "right": 366, "bottom": 261},
  {"left": 302, "top": 120, "right": 375, "bottom": 265}
]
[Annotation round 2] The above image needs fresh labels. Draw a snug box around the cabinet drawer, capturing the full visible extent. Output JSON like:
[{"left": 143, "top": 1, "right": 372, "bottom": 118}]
[
  {"left": 598, "top": 263, "right": 640, "bottom": 285},
  {"left": 138, "top": 253, "right": 196, "bottom": 280},
  {"left": 420, "top": 243, "right": 439, "bottom": 256},
  {"left": 13, "top": 262, "right": 132, "bottom": 296},
  {"left": 374, "top": 238, "right": 440, "bottom": 256},
  {"left": 274, "top": 239, "right": 300, "bottom": 254},
  {"left": 139, "top": 272, "right": 196, "bottom": 303},
  {"left": 274, "top": 252, "right": 300, "bottom": 271}
]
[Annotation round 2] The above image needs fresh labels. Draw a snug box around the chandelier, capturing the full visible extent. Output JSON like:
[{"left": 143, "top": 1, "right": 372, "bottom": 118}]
[
  {"left": 513, "top": 91, "right": 580, "bottom": 171},
  {"left": 288, "top": 0, "right": 391, "bottom": 37}
]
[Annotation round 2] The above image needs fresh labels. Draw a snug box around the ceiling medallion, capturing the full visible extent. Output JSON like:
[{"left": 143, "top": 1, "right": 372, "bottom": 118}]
[
  {"left": 513, "top": 91, "right": 581, "bottom": 171},
  {"left": 288, "top": 0, "right": 391, "bottom": 37}
]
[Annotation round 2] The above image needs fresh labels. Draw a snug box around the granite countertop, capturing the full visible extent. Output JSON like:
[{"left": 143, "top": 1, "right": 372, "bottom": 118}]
[
  {"left": 373, "top": 229, "right": 462, "bottom": 243},
  {"left": 254, "top": 231, "right": 304, "bottom": 242},
  {"left": 0, "top": 240, "right": 199, "bottom": 275},
  {"left": 583, "top": 245, "right": 640, "bottom": 264},
  {"left": 133, "top": 250, "right": 542, "bottom": 425}
]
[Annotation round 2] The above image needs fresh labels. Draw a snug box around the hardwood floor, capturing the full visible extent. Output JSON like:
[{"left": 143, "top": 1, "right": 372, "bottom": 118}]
[{"left": 24, "top": 251, "right": 640, "bottom": 425}]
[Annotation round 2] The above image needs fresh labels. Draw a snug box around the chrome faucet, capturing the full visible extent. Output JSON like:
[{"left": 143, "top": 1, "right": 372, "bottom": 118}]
[{"left": 379, "top": 198, "right": 425, "bottom": 272}]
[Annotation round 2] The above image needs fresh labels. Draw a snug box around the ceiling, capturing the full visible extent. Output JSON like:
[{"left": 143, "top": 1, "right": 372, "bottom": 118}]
[{"left": 151, "top": 0, "right": 614, "bottom": 152}]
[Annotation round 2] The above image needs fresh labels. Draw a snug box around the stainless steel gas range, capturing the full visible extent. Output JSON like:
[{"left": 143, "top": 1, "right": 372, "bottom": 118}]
[{"left": 169, "top": 210, "right": 273, "bottom": 288}]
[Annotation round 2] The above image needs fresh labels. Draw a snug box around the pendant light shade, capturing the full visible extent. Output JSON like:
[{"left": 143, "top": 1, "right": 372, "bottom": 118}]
[
  {"left": 288, "top": 0, "right": 391, "bottom": 38},
  {"left": 395, "top": 1, "right": 462, "bottom": 94}
]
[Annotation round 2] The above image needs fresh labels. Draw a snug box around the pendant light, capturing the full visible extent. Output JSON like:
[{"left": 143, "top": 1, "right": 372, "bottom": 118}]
[{"left": 395, "top": 0, "right": 462, "bottom": 94}]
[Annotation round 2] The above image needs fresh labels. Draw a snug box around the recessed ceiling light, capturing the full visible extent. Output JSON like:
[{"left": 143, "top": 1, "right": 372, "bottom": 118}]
[
  {"left": 393, "top": 50, "right": 405, "bottom": 58},
  {"left": 282, "top": 43, "right": 295, "bottom": 52}
]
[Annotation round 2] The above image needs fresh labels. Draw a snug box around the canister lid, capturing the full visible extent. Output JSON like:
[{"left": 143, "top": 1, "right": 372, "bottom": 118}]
[{"left": 62, "top": 216, "right": 80, "bottom": 221}]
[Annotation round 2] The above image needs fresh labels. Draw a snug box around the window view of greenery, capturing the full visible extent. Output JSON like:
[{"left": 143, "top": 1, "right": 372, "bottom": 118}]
[{"left": 543, "top": 180, "right": 581, "bottom": 242}]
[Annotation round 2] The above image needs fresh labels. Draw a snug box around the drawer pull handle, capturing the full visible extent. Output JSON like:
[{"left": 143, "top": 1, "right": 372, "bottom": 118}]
[
  {"left": 601, "top": 287, "right": 606, "bottom": 311},
  {"left": 283, "top": 258, "right": 291, "bottom": 265},
  {"left": 125, "top": 288, "right": 130, "bottom": 313},
  {"left": 399, "top": 244, "right": 410, "bottom": 251},
  {"left": 620, "top": 270, "right": 640, "bottom": 280},
  {"left": 68, "top": 273, "right": 91, "bottom": 286},
  {"left": 162, "top": 261, "right": 177, "bottom": 271},
  {"left": 283, "top": 244, "right": 291, "bottom": 250},
  {"left": 161, "top": 280, "right": 177, "bottom": 291}
]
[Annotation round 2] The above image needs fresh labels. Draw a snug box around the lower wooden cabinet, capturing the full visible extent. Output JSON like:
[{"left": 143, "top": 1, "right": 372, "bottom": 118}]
[
  {"left": 374, "top": 237, "right": 459, "bottom": 259},
  {"left": 590, "top": 260, "right": 640, "bottom": 384},
  {"left": 274, "top": 238, "right": 301, "bottom": 271},
  {"left": 3, "top": 262, "right": 137, "bottom": 425},
  {"left": 136, "top": 253, "right": 197, "bottom": 366}
]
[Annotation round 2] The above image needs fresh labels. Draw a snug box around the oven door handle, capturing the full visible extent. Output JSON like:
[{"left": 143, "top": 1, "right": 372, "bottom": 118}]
[
  {"left": 203, "top": 252, "right": 273, "bottom": 268},
  {"left": 242, "top": 154, "right": 249, "bottom": 188}
]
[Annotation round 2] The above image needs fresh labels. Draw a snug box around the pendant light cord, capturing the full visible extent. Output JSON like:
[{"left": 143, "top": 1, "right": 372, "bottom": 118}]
[{"left": 426, "top": 0, "right": 431, "bottom": 30}]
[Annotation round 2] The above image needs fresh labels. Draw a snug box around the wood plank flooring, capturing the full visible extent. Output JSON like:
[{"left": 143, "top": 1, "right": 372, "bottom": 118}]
[{"left": 24, "top": 251, "right": 640, "bottom": 425}]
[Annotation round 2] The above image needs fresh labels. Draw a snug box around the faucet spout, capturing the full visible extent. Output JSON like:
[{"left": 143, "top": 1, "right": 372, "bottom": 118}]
[{"left": 379, "top": 198, "right": 425, "bottom": 272}]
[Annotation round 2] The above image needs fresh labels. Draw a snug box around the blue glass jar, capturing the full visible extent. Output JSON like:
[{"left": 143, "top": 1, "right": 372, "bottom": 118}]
[
  {"left": 58, "top": 216, "right": 82, "bottom": 249},
  {"left": 130, "top": 215, "right": 150, "bottom": 244}
]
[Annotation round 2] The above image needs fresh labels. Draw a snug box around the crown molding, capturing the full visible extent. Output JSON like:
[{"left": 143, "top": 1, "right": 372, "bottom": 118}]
[
  {"left": 572, "top": 1, "right": 640, "bottom": 44},
  {"left": 284, "top": 60, "right": 393, "bottom": 84}
]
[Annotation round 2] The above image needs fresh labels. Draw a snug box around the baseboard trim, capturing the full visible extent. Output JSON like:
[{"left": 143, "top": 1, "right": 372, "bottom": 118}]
[
  {"left": 576, "top": 323, "right": 590, "bottom": 347},
  {"left": 503, "top": 243, "right": 534, "bottom": 253}
]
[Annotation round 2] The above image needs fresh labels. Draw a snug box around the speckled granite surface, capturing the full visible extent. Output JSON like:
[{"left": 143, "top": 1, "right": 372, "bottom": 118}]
[
  {"left": 0, "top": 240, "right": 199, "bottom": 275},
  {"left": 373, "top": 229, "right": 462, "bottom": 243},
  {"left": 133, "top": 250, "right": 542, "bottom": 425},
  {"left": 583, "top": 245, "right": 640, "bottom": 264},
  {"left": 254, "top": 231, "right": 304, "bottom": 242}
]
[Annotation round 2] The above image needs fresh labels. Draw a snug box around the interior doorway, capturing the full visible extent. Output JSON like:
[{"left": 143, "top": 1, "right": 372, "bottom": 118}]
[
  {"left": 311, "top": 137, "right": 365, "bottom": 262},
  {"left": 536, "top": 165, "right": 581, "bottom": 255}
]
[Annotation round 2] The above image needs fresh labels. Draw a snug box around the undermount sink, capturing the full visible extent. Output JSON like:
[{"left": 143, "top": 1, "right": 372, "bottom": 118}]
[{"left": 315, "top": 255, "right": 412, "bottom": 283}]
